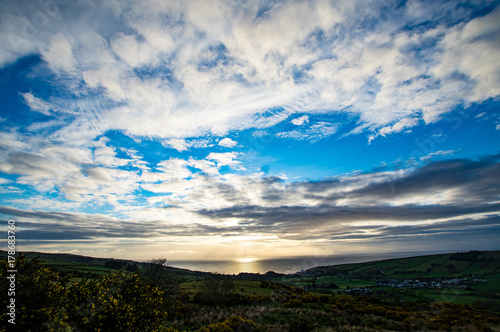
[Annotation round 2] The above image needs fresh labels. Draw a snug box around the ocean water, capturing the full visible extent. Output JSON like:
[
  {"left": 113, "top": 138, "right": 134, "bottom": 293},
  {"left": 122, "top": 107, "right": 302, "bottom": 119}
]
[{"left": 169, "top": 251, "right": 445, "bottom": 275}]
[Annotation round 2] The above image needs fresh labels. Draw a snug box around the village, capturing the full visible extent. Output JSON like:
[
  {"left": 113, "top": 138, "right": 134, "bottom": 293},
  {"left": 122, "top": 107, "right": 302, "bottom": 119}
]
[{"left": 344, "top": 276, "right": 487, "bottom": 294}]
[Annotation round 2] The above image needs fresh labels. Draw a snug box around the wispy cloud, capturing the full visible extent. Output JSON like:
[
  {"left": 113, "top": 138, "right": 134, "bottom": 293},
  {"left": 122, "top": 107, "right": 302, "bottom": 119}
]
[{"left": 1, "top": 0, "right": 498, "bottom": 143}]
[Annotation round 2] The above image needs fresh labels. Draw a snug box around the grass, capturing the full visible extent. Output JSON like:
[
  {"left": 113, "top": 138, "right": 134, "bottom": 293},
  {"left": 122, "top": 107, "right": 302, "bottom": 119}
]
[
  {"left": 294, "top": 250, "right": 500, "bottom": 307},
  {"left": 3, "top": 249, "right": 499, "bottom": 308},
  {"left": 233, "top": 280, "right": 275, "bottom": 296}
]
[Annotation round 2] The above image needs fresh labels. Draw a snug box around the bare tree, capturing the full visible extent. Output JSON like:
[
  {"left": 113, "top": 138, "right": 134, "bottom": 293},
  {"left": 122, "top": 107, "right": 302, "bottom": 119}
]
[{"left": 140, "top": 257, "right": 182, "bottom": 297}]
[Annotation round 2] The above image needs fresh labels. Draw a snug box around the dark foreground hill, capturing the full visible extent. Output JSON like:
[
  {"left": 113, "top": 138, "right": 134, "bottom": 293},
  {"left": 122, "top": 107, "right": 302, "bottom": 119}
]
[{"left": 1, "top": 250, "right": 499, "bottom": 331}]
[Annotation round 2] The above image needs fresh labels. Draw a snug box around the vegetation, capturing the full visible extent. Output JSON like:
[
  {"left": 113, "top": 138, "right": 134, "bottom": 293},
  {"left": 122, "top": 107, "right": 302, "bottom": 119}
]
[
  {"left": 141, "top": 257, "right": 183, "bottom": 296},
  {"left": 1, "top": 250, "right": 499, "bottom": 331}
]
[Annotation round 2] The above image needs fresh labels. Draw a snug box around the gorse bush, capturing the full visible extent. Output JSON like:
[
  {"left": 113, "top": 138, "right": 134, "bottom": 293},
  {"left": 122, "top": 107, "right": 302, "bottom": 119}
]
[
  {"left": 64, "top": 272, "right": 169, "bottom": 331},
  {"left": 0, "top": 255, "right": 174, "bottom": 332},
  {"left": 199, "top": 316, "right": 261, "bottom": 332},
  {"left": 0, "top": 254, "right": 69, "bottom": 332}
]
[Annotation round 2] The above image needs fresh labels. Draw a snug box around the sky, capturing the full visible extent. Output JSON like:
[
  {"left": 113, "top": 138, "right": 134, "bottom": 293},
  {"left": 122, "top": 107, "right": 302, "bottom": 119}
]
[{"left": 0, "top": 0, "right": 499, "bottom": 264}]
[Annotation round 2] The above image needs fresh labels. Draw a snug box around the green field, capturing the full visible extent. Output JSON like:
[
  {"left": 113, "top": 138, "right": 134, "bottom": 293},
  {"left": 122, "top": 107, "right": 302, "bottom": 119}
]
[
  {"left": 2, "top": 249, "right": 499, "bottom": 308},
  {"left": 287, "top": 250, "right": 500, "bottom": 307},
  {"left": 2, "top": 249, "right": 500, "bottom": 331}
]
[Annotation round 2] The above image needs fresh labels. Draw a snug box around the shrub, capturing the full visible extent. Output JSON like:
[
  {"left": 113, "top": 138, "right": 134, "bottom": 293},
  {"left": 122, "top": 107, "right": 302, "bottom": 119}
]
[
  {"left": 283, "top": 299, "right": 302, "bottom": 308},
  {"left": 0, "top": 254, "right": 69, "bottom": 331},
  {"left": 200, "top": 316, "right": 261, "bottom": 332},
  {"left": 64, "top": 271, "right": 170, "bottom": 331},
  {"left": 197, "top": 274, "right": 235, "bottom": 304},
  {"left": 289, "top": 316, "right": 315, "bottom": 332}
]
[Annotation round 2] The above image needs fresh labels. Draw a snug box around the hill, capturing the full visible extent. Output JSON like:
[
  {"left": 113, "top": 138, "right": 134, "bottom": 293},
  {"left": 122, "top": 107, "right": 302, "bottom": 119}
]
[
  {"left": 2, "top": 249, "right": 499, "bottom": 307},
  {"left": 0, "top": 250, "right": 208, "bottom": 279},
  {"left": 281, "top": 250, "right": 500, "bottom": 308},
  {"left": 1, "top": 250, "right": 500, "bottom": 331}
]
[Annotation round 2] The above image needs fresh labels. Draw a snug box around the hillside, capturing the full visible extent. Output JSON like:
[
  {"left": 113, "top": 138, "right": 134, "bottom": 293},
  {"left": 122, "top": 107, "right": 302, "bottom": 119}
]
[
  {"left": 0, "top": 250, "right": 208, "bottom": 279},
  {"left": 1, "top": 250, "right": 500, "bottom": 331},
  {"left": 282, "top": 250, "right": 500, "bottom": 308},
  {"left": 2, "top": 249, "right": 499, "bottom": 308}
]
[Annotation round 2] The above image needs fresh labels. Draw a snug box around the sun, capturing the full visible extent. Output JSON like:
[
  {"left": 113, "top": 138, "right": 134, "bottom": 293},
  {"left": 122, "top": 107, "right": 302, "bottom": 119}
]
[{"left": 236, "top": 258, "right": 258, "bottom": 263}]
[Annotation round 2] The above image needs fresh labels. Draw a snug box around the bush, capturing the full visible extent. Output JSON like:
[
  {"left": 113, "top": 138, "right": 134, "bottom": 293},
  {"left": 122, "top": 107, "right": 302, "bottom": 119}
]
[
  {"left": 0, "top": 254, "right": 69, "bottom": 331},
  {"left": 197, "top": 273, "right": 235, "bottom": 305},
  {"left": 283, "top": 299, "right": 302, "bottom": 308},
  {"left": 64, "top": 271, "right": 170, "bottom": 331},
  {"left": 200, "top": 316, "right": 261, "bottom": 332},
  {"left": 289, "top": 316, "right": 314, "bottom": 332}
]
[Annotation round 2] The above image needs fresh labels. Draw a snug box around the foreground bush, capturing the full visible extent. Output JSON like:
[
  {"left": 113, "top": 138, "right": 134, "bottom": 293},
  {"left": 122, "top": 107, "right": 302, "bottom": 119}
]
[
  {"left": 64, "top": 271, "right": 170, "bottom": 331},
  {"left": 200, "top": 316, "right": 261, "bottom": 332},
  {"left": 0, "top": 254, "right": 69, "bottom": 332},
  {"left": 0, "top": 256, "right": 174, "bottom": 331}
]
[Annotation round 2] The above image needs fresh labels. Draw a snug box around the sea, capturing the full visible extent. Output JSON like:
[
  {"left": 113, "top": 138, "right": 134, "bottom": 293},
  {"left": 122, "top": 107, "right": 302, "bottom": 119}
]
[{"left": 169, "top": 251, "right": 447, "bottom": 275}]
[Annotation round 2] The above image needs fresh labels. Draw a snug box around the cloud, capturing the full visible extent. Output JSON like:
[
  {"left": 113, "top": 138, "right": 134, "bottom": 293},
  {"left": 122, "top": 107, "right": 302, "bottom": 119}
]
[
  {"left": 162, "top": 139, "right": 190, "bottom": 152},
  {"left": 277, "top": 121, "right": 337, "bottom": 141},
  {"left": 421, "top": 149, "right": 459, "bottom": 161},
  {"left": 218, "top": 138, "right": 237, "bottom": 148},
  {"left": 0, "top": 205, "right": 192, "bottom": 240},
  {"left": 291, "top": 115, "right": 309, "bottom": 126},
  {"left": 41, "top": 33, "right": 76, "bottom": 73},
  {"left": 21, "top": 92, "right": 54, "bottom": 116},
  {"left": 194, "top": 154, "right": 500, "bottom": 237},
  {"left": 206, "top": 152, "right": 241, "bottom": 167},
  {"left": 0, "top": 0, "right": 498, "bottom": 145},
  {"left": 1, "top": 153, "right": 499, "bottom": 255}
]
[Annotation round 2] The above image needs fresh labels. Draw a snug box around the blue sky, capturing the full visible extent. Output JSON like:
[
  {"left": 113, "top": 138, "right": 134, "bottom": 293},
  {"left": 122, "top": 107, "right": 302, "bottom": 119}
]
[{"left": 0, "top": 0, "right": 499, "bottom": 262}]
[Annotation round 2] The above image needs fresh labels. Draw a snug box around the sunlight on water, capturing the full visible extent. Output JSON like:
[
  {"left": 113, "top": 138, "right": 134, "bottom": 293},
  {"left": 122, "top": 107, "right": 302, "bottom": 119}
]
[
  {"left": 170, "top": 252, "right": 444, "bottom": 274},
  {"left": 236, "top": 258, "right": 258, "bottom": 263}
]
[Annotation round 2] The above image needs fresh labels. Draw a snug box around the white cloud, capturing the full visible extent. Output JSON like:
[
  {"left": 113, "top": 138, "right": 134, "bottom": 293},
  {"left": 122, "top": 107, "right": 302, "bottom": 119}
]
[
  {"left": 21, "top": 92, "right": 53, "bottom": 116},
  {"left": 162, "top": 139, "right": 189, "bottom": 152},
  {"left": 421, "top": 149, "right": 459, "bottom": 161},
  {"left": 0, "top": 0, "right": 499, "bottom": 146},
  {"left": 206, "top": 152, "right": 241, "bottom": 167},
  {"left": 162, "top": 138, "right": 213, "bottom": 152},
  {"left": 370, "top": 117, "right": 420, "bottom": 142},
  {"left": 41, "top": 34, "right": 76, "bottom": 73},
  {"left": 291, "top": 115, "right": 309, "bottom": 126},
  {"left": 277, "top": 121, "right": 337, "bottom": 141},
  {"left": 111, "top": 33, "right": 155, "bottom": 68},
  {"left": 218, "top": 138, "right": 237, "bottom": 148},
  {"left": 189, "top": 158, "right": 219, "bottom": 175}
]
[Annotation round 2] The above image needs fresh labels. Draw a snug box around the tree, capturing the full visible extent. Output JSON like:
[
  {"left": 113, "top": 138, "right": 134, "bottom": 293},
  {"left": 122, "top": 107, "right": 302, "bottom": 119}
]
[
  {"left": 140, "top": 257, "right": 182, "bottom": 296},
  {"left": 199, "top": 273, "right": 235, "bottom": 304}
]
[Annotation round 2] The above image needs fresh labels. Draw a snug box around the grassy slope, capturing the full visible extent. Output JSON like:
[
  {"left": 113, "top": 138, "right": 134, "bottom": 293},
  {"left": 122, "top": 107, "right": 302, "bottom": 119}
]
[
  {"left": 0, "top": 250, "right": 205, "bottom": 278},
  {"left": 2, "top": 249, "right": 499, "bottom": 306},
  {"left": 296, "top": 250, "right": 500, "bottom": 306}
]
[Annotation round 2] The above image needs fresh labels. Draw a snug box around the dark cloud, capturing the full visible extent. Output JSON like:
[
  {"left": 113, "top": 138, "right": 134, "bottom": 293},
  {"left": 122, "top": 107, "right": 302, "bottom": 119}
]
[
  {"left": 0, "top": 206, "right": 192, "bottom": 240},
  {"left": 345, "top": 154, "right": 500, "bottom": 204},
  {"left": 198, "top": 203, "right": 500, "bottom": 227},
  {"left": 197, "top": 155, "right": 500, "bottom": 240},
  {"left": 2, "top": 155, "right": 500, "bottom": 246}
]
